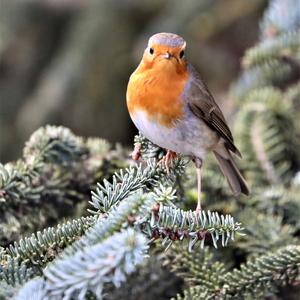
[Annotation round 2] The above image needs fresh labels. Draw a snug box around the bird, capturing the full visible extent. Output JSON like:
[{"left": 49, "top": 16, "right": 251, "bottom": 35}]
[{"left": 126, "top": 32, "right": 249, "bottom": 210}]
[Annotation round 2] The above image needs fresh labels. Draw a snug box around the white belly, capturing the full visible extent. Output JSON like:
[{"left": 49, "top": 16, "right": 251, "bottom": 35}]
[{"left": 130, "top": 110, "right": 218, "bottom": 159}]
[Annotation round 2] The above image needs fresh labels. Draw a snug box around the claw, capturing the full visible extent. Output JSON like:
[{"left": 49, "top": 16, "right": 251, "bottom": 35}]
[
  {"left": 196, "top": 203, "right": 202, "bottom": 212},
  {"left": 131, "top": 143, "right": 141, "bottom": 161},
  {"left": 158, "top": 150, "right": 177, "bottom": 175}
]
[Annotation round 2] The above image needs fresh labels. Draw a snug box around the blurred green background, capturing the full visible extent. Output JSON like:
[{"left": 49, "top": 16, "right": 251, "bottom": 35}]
[{"left": 0, "top": 0, "right": 267, "bottom": 163}]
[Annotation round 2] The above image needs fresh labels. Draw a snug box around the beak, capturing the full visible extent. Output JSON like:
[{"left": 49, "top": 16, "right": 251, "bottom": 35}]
[{"left": 161, "top": 52, "right": 172, "bottom": 60}]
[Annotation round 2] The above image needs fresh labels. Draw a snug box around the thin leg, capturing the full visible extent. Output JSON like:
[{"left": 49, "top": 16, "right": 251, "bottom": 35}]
[
  {"left": 196, "top": 167, "right": 202, "bottom": 211},
  {"left": 194, "top": 158, "right": 202, "bottom": 211}
]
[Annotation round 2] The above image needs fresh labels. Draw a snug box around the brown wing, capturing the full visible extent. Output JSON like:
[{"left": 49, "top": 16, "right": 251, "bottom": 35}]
[{"left": 187, "top": 64, "right": 241, "bottom": 157}]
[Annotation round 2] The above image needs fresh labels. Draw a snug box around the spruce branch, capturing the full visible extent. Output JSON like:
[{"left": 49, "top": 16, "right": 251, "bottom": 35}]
[
  {"left": 277, "top": 186, "right": 300, "bottom": 230},
  {"left": 149, "top": 204, "right": 244, "bottom": 250},
  {"left": 59, "top": 191, "right": 156, "bottom": 262},
  {"left": 0, "top": 281, "right": 19, "bottom": 300},
  {"left": 3, "top": 216, "right": 97, "bottom": 269},
  {"left": 173, "top": 286, "right": 213, "bottom": 300},
  {"left": 286, "top": 81, "right": 300, "bottom": 111},
  {"left": 201, "top": 162, "right": 234, "bottom": 209},
  {"left": 89, "top": 158, "right": 186, "bottom": 214},
  {"left": 0, "top": 256, "right": 33, "bottom": 287},
  {"left": 236, "top": 209, "right": 297, "bottom": 255},
  {"left": 235, "top": 91, "right": 300, "bottom": 185},
  {"left": 14, "top": 230, "right": 149, "bottom": 300},
  {"left": 286, "top": 81, "right": 300, "bottom": 135},
  {"left": 0, "top": 163, "right": 42, "bottom": 208},
  {"left": 81, "top": 192, "right": 154, "bottom": 249},
  {"left": 89, "top": 162, "right": 158, "bottom": 214},
  {"left": 243, "top": 86, "right": 282, "bottom": 104},
  {"left": 23, "top": 125, "right": 87, "bottom": 169},
  {"left": 0, "top": 124, "right": 125, "bottom": 211},
  {"left": 233, "top": 0, "right": 300, "bottom": 101},
  {"left": 103, "top": 255, "right": 182, "bottom": 300},
  {"left": 44, "top": 228, "right": 148, "bottom": 300},
  {"left": 0, "top": 125, "right": 127, "bottom": 245},
  {"left": 7, "top": 182, "right": 244, "bottom": 295},
  {"left": 63, "top": 186, "right": 179, "bottom": 258},
  {"left": 1, "top": 192, "right": 153, "bottom": 293},
  {"left": 14, "top": 278, "right": 46, "bottom": 300},
  {"left": 243, "top": 29, "right": 300, "bottom": 67},
  {"left": 88, "top": 163, "right": 243, "bottom": 251},
  {"left": 173, "top": 246, "right": 300, "bottom": 299},
  {"left": 223, "top": 245, "right": 300, "bottom": 298},
  {"left": 167, "top": 246, "right": 226, "bottom": 290},
  {"left": 90, "top": 182, "right": 243, "bottom": 251},
  {"left": 240, "top": 181, "right": 300, "bottom": 230},
  {"left": 133, "top": 132, "right": 165, "bottom": 160},
  {"left": 232, "top": 59, "right": 296, "bottom": 100}
]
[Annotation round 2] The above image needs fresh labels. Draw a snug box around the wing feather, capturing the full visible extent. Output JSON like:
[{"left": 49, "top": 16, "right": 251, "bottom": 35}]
[{"left": 187, "top": 64, "right": 241, "bottom": 157}]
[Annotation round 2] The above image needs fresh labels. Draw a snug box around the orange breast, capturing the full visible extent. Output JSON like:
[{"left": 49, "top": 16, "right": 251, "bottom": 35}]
[{"left": 127, "top": 60, "right": 189, "bottom": 128}]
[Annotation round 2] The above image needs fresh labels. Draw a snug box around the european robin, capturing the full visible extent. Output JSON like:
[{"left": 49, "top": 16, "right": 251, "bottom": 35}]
[{"left": 126, "top": 32, "right": 249, "bottom": 210}]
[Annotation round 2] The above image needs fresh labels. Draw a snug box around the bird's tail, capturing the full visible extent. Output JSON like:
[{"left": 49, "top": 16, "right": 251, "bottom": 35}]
[{"left": 213, "top": 150, "right": 249, "bottom": 196}]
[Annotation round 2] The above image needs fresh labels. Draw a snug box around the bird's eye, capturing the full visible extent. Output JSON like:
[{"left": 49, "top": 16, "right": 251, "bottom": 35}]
[
  {"left": 149, "top": 47, "right": 154, "bottom": 55},
  {"left": 179, "top": 50, "right": 185, "bottom": 59}
]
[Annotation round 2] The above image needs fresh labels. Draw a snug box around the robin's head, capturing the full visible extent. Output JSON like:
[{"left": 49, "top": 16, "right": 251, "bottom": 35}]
[{"left": 141, "top": 33, "right": 187, "bottom": 71}]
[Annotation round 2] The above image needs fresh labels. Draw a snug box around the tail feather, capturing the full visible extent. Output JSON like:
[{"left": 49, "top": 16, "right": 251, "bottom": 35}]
[{"left": 213, "top": 151, "right": 249, "bottom": 196}]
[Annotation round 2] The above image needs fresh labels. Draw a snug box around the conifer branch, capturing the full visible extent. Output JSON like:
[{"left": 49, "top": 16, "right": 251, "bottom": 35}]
[
  {"left": 89, "top": 161, "right": 159, "bottom": 214},
  {"left": 133, "top": 132, "right": 165, "bottom": 160},
  {"left": 3, "top": 216, "right": 97, "bottom": 268},
  {"left": 80, "top": 192, "right": 154, "bottom": 250},
  {"left": 0, "top": 256, "right": 33, "bottom": 287},
  {"left": 15, "top": 278, "right": 46, "bottom": 300},
  {"left": 167, "top": 246, "right": 226, "bottom": 289},
  {"left": 173, "top": 245, "right": 300, "bottom": 299},
  {"left": 243, "top": 29, "right": 300, "bottom": 67},
  {"left": 222, "top": 245, "right": 300, "bottom": 298},
  {"left": 0, "top": 125, "right": 123, "bottom": 211},
  {"left": 149, "top": 204, "right": 243, "bottom": 250},
  {"left": 23, "top": 126, "right": 86, "bottom": 169},
  {"left": 89, "top": 158, "right": 186, "bottom": 214},
  {"left": 15, "top": 229, "right": 148, "bottom": 300},
  {"left": 236, "top": 209, "right": 297, "bottom": 255},
  {"left": 0, "top": 125, "right": 126, "bottom": 245},
  {"left": 235, "top": 90, "right": 300, "bottom": 185},
  {"left": 232, "top": 59, "right": 296, "bottom": 100},
  {"left": 0, "top": 182, "right": 244, "bottom": 292}
]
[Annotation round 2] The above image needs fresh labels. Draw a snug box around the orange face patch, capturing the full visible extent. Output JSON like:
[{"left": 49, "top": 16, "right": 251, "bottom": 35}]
[{"left": 127, "top": 45, "right": 189, "bottom": 128}]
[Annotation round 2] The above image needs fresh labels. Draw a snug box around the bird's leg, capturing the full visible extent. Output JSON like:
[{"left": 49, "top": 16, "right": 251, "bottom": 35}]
[
  {"left": 159, "top": 150, "right": 177, "bottom": 175},
  {"left": 194, "top": 157, "right": 203, "bottom": 212},
  {"left": 131, "top": 143, "right": 141, "bottom": 161}
]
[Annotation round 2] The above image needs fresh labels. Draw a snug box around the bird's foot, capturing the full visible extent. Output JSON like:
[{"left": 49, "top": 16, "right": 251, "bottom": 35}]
[
  {"left": 159, "top": 150, "right": 177, "bottom": 176},
  {"left": 131, "top": 143, "right": 141, "bottom": 161},
  {"left": 195, "top": 202, "right": 202, "bottom": 213}
]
